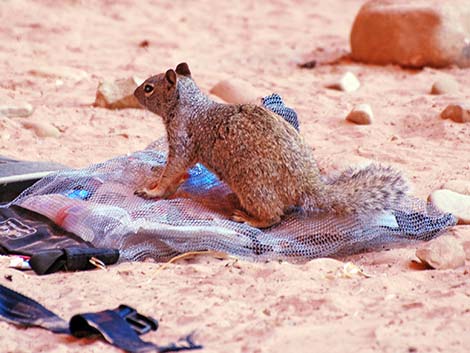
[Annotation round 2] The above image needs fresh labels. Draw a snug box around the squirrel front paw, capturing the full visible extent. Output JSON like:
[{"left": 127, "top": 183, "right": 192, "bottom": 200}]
[
  {"left": 134, "top": 187, "right": 164, "bottom": 199},
  {"left": 231, "top": 209, "right": 281, "bottom": 229},
  {"left": 231, "top": 209, "right": 249, "bottom": 223}
]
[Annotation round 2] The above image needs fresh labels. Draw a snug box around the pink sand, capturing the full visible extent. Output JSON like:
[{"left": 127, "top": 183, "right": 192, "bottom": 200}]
[{"left": 1, "top": 1, "right": 470, "bottom": 352}]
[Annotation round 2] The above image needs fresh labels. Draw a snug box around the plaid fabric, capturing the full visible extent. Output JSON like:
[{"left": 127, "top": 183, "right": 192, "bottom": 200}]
[{"left": 261, "top": 93, "right": 300, "bottom": 131}]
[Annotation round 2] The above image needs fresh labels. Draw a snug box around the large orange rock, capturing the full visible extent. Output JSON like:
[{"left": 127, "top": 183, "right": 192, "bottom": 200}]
[{"left": 350, "top": 0, "right": 470, "bottom": 68}]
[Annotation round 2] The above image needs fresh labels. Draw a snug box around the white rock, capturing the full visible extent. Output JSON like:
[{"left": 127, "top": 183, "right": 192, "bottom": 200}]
[
  {"left": 0, "top": 102, "right": 34, "bottom": 118},
  {"left": 326, "top": 72, "right": 360, "bottom": 92},
  {"left": 429, "top": 189, "right": 470, "bottom": 224},
  {"left": 21, "top": 121, "right": 61, "bottom": 138},
  {"left": 416, "top": 236, "right": 466, "bottom": 269},
  {"left": 345, "top": 104, "right": 373, "bottom": 125},
  {"left": 442, "top": 180, "right": 470, "bottom": 196},
  {"left": 209, "top": 78, "right": 262, "bottom": 104},
  {"left": 430, "top": 76, "right": 460, "bottom": 95},
  {"left": 440, "top": 103, "right": 470, "bottom": 123},
  {"left": 29, "top": 65, "right": 89, "bottom": 81},
  {"left": 350, "top": 0, "right": 470, "bottom": 68},
  {"left": 94, "top": 77, "right": 144, "bottom": 109}
]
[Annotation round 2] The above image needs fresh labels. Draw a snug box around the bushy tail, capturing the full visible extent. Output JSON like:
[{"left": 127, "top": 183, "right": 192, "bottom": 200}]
[{"left": 307, "top": 164, "right": 409, "bottom": 215}]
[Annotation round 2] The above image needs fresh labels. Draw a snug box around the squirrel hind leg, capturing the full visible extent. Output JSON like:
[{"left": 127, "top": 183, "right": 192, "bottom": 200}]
[{"left": 231, "top": 209, "right": 281, "bottom": 229}]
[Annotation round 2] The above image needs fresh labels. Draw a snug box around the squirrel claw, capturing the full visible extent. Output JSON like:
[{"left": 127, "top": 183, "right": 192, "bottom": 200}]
[
  {"left": 231, "top": 209, "right": 281, "bottom": 229},
  {"left": 134, "top": 188, "right": 160, "bottom": 199},
  {"left": 231, "top": 209, "right": 247, "bottom": 223}
]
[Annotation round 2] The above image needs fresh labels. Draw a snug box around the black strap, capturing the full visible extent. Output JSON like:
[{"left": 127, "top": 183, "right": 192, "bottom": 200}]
[
  {"left": 0, "top": 205, "right": 121, "bottom": 275},
  {"left": 70, "top": 306, "right": 158, "bottom": 353},
  {"left": 29, "top": 247, "right": 120, "bottom": 275},
  {"left": 0, "top": 283, "right": 69, "bottom": 334},
  {"left": 0, "top": 284, "right": 202, "bottom": 352},
  {"left": 0, "top": 205, "right": 94, "bottom": 257}
]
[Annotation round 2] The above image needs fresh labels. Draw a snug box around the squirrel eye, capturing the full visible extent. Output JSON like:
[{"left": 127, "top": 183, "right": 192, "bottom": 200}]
[{"left": 144, "top": 84, "right": 154, "bottom": 93}]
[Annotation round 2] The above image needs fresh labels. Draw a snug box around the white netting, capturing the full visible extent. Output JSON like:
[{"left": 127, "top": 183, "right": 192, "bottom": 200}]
[{"left": 9, "top": 139, "right": 456, "bottom": 262}]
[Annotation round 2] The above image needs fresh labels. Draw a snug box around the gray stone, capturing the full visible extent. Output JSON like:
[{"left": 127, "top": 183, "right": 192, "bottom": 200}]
[
  {"left": 351, "top": 0, "right": 470, "bottom": 68},
  {"left": 429, "top": 189, "right": 470, "bottom": 224},
  {"left": 440, "top": 103, "right": 470, "bottom": 123},
  {"left": 94, "top": 77, "right": 144, "bottom": 109},
  {"left": 416, "top": 236, "right": 466, "bottom": 269},
  {"left": 346, "top": 104, "right": 373, "bottom": 125}
]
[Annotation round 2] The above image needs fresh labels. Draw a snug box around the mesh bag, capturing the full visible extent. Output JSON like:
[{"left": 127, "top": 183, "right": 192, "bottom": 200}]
[
  {"left": 5, "top": 138, "right": 456, "bottom": 262},
  {"left": 2, "top": 95, "right": 457, "bottom": 262}
]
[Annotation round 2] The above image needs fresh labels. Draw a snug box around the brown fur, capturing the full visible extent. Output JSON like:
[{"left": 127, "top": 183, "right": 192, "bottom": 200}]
[{"left": 134, "top": 63, "right": 409, "bottom": 228}]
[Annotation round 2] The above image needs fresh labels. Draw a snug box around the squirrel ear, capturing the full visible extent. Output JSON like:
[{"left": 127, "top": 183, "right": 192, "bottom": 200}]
[
  {"left": 175, "top": 62, "right": 191, "bottom": 77},
  {"left": 165, "top": 69, "right": 177, "bottom": 85}
]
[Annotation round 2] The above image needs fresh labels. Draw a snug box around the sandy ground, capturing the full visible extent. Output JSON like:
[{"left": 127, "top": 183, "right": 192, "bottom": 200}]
[{"left": 1, "top": 0, "right": 470, "bottom": 352}]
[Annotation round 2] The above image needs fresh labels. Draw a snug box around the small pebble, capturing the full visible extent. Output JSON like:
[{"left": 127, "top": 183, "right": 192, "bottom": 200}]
[
  {"left": 345, "top": 104, "right": 373, "bottom": 125},
  {"left": 139, "top": 40, "right": 150, "bottom": 48},
  {"left": 94, "top": 77, "right": 144, "bottom": 109},
  {"left": 297, "top": 59, "right": 317, "bottom": 69},
  {"left": 430, "top": 76, "right": 459, "bottom": 95},
  {"left": 440, "top": 103, "right": 470, "bottom": 123},
  {"left": 429, "top": 189, "right": 470, "bottom": 224},
  {"left": 326, "top": 72, "right": 360, "bottom": 92},
  {"left": 442, "top": 180, "right": 470, "bottom": 196},
  {"left": 416, "top": 236, "right": 465, "bottom": 270},
  {"left": 209, "top": 78, "right": 262, "bottom": 104},
  {"left": 0, "top": 103, "right": 34, "bottom": 118},
  {"left": 21, "top": 121, "right": 61, "bottom": 138}
]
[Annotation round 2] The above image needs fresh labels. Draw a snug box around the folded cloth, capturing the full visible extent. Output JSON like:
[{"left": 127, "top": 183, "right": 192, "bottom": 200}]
[{"left": 262, "top": 93, "right": 300, "bottom": 131}]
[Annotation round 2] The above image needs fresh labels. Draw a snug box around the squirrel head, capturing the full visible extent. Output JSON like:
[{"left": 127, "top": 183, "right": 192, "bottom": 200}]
[{"left": 134, "top": 62, "right": 192, "bottom": 118}]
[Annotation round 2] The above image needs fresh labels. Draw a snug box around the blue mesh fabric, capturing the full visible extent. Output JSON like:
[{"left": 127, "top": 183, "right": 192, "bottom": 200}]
[{"left": 261, "top": 93, "right": 300, "bottom": 131}]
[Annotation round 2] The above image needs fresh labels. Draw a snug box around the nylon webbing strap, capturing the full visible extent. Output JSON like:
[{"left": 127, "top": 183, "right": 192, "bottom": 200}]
[
  {"left": 0, "top": 283, "right": 69, "bottom": 334},
  {"left": 0, "top": 284, "right": 202, "bottom": 352},
  {"left": 29, "top": 247, "right": 120, "bottom": 275}
]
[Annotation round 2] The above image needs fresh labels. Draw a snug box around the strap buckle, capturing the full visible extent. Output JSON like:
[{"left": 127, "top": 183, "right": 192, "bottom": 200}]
[{"left": 118, "top": 305, "right": 159, "bottom": 335}]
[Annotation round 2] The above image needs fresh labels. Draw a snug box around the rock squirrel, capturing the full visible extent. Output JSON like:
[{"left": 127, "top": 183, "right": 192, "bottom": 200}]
[{"left": 134, "top": 63, "right": 408, "bottom": 228}]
